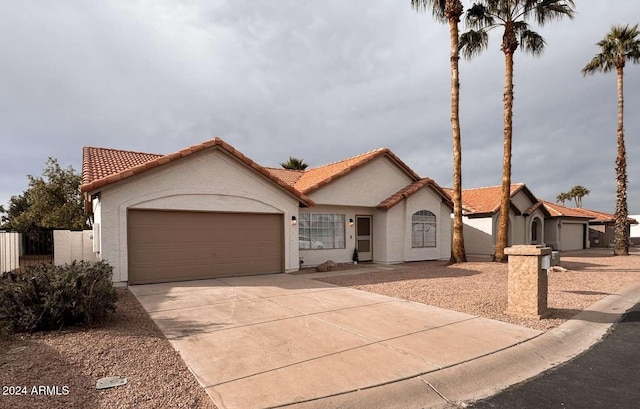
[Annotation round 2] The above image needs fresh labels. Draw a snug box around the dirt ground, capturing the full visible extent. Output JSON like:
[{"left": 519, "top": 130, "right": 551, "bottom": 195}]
[
  {"left": 0, "top": 289, "right": 216, "bottom": 409},
  {"left": 1, "top": 248, "right": 638, "bottom": 408}
]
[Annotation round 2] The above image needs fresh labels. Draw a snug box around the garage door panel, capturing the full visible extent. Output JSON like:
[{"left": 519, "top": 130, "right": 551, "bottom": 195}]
[
  {"left": 561, "top": 224, "right": 585, "bottom": 251},
  {"left": 128, "top": 210, "right": 283, "bottom": 284}
]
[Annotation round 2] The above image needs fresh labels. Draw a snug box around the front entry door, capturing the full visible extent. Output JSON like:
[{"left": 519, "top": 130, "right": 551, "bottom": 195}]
[{"left": 356, "top": 215, "right": 372, "bottom": 261}]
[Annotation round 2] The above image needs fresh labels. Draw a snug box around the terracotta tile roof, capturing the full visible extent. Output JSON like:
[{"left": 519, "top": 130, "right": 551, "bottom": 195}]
[
  {"left": 82, "top": 147, "right": 162, "bottom": 187},
  {"left": 540, "top": 201, "right": 638, "bottom": 224},
  {"left": 444, "top": 184, "right": 528, "bottom": 216},
  {"left": 81, "top": 138, "right": 314, "bottom": 206},
  {"left": 377, "top": 178, "right": 453, "bottom": 210},
  {"left": 264, "top": 168, "right": 304, "bottom": 186},
  {"left": 293, "top": 148, "right": 421, "bottom": 194},
  {"left": 523, "top": 201, "right": 551, "bottom": 217},
  {"left": 540, "top": 200, "right": 593, "bottom": 219},
  {"left": 544, "top": 203, "right": 637, "bottom": 224}
]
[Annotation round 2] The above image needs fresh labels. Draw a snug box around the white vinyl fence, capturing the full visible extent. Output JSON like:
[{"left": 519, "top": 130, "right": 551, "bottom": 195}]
[
  {"left": 53, "top": 230, "right": 96, "bottom": 265},
  {"left": 1, "top": 230, "right": 96, "bottom": 273},
  {"left": 0, "top": 231, "right": 20, "bottom": 273}
]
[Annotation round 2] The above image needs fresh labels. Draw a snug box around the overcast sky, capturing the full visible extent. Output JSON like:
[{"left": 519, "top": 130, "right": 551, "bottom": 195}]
[{"left": 1, "top": 1, "right": 639, "bottom": 215}]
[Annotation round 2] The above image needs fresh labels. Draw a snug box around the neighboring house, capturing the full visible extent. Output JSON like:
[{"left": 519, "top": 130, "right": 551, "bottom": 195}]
[
  {"left": 447, "top": 183, "right": 633, "bottom": 254},
  {"left": 539, "top": 201, "right": 592, "bottom": 251},
  {"left": 560, "top": 207, "right": 637, "bottom": 248},
  {"left": 443, "top": 184, "right": 550, "bottom": 256},
  {"left": 81, "top": 138, "right": 452, "bottom": 285},
  {"left": 267, "top": 148, "right": 453, "bottom": 267}
]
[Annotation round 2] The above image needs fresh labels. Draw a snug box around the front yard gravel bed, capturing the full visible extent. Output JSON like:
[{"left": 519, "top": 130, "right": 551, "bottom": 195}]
[
  {"left": 315, "top": 250, "right": 640, "bottom": 331},
  {"left": 0, "top": 288, "right": 216, "bottom": 409}
]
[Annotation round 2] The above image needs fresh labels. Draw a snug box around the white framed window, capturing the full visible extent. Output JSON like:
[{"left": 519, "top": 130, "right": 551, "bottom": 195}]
[
  {"left": 299, "top": 213, "right": 346, "bottom": 250},
  {"left": 412, "top": 210, "right": 436, "bottom": 248}
]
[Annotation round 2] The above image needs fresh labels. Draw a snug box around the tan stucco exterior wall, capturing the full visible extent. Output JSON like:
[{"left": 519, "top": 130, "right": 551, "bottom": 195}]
[
  {"left": 462, "top": 216, "right": 494, "bottom": 255},
  {"left": 300, "top": 189, "right": 451, "bottom": 266},
  {"left": 308, "top": 157, "right": 414, "bottom": 206},
  {"left": 90, "top": 149, "right": 301, "bottom": 284}
]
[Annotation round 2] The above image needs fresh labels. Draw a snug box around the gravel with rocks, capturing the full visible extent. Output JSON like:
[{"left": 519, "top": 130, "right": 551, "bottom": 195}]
[
  {"left": 315, "top": 249, "right": 640, "bottom": 331},
  {"left": 0, "top": 288, "right": 216, "bottom": 409}
]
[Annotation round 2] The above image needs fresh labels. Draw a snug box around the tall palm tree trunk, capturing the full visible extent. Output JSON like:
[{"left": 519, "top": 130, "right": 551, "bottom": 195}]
[
  {"left": 495, "top": 51, "right": 515, "bottom": 262},
  {"left": 614, "top": 66, "right": 629, "bottom": 255},
  {"left": 449, "top": 15, "right": 466, "bottom": 263}
]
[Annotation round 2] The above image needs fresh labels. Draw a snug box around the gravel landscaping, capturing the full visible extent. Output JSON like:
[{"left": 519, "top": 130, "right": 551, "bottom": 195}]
[
  {"left": 315, "top": 248, "right": 640, "bottom": 331},
  {"left": 1, "top": 248, "right": 638, "bottom": 408}
]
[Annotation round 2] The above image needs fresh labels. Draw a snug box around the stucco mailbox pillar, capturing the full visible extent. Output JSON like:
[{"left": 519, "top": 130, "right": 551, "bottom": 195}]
[{"left": 504, "top": 245, "right": 552, "bottom": 318}]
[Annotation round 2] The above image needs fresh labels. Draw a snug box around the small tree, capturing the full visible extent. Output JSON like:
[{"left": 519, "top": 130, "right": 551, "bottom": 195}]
[
  {"left": 280, "top": 157, "right": 309, "bottom": 170},
  {"left": 1, "top": 158, "right": 88, "bottom": 231}
]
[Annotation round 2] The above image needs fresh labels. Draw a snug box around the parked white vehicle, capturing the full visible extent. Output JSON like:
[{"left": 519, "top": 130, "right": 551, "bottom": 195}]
[{"left": 299, "top": 236, "right": 324, "bottom": 249}]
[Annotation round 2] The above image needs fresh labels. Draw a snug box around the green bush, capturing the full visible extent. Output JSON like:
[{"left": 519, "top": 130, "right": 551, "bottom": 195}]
[{"left": 0, "top": 260, "right": 117, "bottom": 333}]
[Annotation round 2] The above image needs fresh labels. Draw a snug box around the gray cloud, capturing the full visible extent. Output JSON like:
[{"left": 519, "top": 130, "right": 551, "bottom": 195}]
[{"left": 1, "top": 1, "right": 639, "bottom": 216}]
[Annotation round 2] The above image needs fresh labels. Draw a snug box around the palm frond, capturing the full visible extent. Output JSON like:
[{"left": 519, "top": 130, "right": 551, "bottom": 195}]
[
  {"left": 582, "top": 24, "right": 640, "bottom": 75},
  {"left": 465, "top": 3, "right": 494, "bottom": 30},
  {"left": 519, "top": 29, "right": 545, "bottom": 56},
  {"left": 460, "top": 29, "right": 489, "bottom": 59},
  {"left": 411, "top": 0, "right": 447, "bottom": 23},
  {"left": 526, "top": 0, "right": 576, "bottom": 26},
  {"left": 582, "top": 54, "right": 611, "bottom": 76}
]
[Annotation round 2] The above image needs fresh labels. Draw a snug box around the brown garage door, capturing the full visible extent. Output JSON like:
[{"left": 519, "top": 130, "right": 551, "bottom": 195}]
[{"left": 127, "top": 210, "right": 283, "bottom": 284}]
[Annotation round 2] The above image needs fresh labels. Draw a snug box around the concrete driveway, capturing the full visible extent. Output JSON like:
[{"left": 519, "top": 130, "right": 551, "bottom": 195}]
[{"left": 130, "top": 273, "right": 540, "bottom": 409}]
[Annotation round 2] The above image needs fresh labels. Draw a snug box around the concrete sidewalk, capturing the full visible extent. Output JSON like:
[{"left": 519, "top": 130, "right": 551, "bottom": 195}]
[{"left": 130, "top": 274, "right": 640, "bottom": 409}]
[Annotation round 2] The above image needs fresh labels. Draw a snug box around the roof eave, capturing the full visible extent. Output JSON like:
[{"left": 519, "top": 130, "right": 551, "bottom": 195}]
[
  {"left": 81, "top": 138, "right": 315, "bottom": 207},
  {"left": 301, "top": 150, "right": 422, "bottom": 196}
]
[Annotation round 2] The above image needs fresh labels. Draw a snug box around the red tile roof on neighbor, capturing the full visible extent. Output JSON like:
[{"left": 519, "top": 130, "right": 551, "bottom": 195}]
[
  {"left": 444, "top": 184, "right": 530, "bottom": 215},
  {"left": 81, "top": 138, "right": 314, "bottom": 206},
  {"left": 541, "top": 201, "right": 638, "bottom": 224},
  {"left": 289, "top": 148, "right": 421, "bottom": 194},
  {"left": 377, "top": 178, "right": 453, "bottom": 210},
  {"left": 541, "top": 200, "right": 594, "bottom": 219}
]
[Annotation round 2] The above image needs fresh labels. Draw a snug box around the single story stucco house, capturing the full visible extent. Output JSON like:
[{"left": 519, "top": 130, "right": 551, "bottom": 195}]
[
  {"left": 443, "top": 184, "right": 552, "bottom": 256},
  {"left": 447, "top": 183, "right": 633, "bottom": 255},
  {"left": 444, "top": 184, "right": 592, "bottom": 256},
  {"left": 81, "top": 138, "right": 453, "bottom": 285}
]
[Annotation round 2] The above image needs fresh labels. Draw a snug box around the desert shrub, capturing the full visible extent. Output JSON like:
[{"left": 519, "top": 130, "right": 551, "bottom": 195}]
[{"left": 0, "top": 260, "right": 117, "bottom": 333}]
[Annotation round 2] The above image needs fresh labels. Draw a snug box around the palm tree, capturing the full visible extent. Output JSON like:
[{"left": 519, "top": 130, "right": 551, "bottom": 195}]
[
  {"left": 460, "top": 0, "right": 575, "bottom": 262},
  {"left": 556, "top": 192, "right": 569, "bottom": 206},
  {"left": 280, "top": 157, "right": 309, "bottom": 170},
  {"left": 568, "top": 185, "right": 590, "bottom": 208},
  {"left": 411, "top": 0, "right": 467, "bottom": 263},
  {"left": 582, "top": 24, "right": 640, "bottom": 256}
]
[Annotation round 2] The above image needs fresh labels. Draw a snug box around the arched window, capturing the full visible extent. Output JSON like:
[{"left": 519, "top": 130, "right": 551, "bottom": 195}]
[
  {"left": 412, "top": 210, "right": 436, "bottom": 248},
  {"left": 531, "top": 220, "right": 538, "bottom": 243}
]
